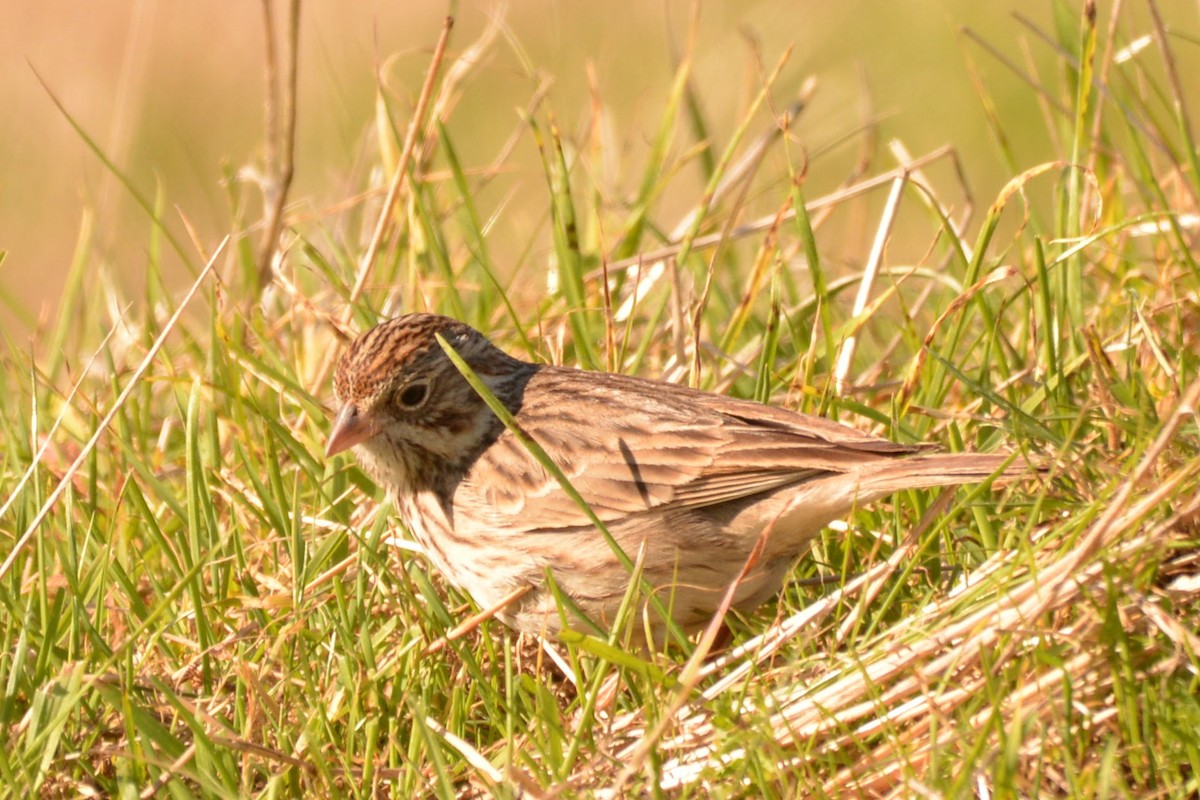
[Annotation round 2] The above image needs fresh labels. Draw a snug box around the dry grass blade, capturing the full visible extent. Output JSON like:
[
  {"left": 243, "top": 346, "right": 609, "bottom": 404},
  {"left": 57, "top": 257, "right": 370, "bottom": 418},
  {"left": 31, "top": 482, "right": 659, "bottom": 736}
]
[
  {"left": 598, "top": 145, "right": 960, "bottom": 279},
  {"left": 0, "top": 324, "right": 120, "bottom": 521},
  {"left": 255, "top": 0, "right": 300, "bottom": 289},
  {"left": 344, "top": 15, "right": 454, "bottom": 314},
  {"left": 0, "top": 239, "right": 225, "bottom": 582},
  {"left": 833, "top": 170, "right": 906, "bottom": 394}
]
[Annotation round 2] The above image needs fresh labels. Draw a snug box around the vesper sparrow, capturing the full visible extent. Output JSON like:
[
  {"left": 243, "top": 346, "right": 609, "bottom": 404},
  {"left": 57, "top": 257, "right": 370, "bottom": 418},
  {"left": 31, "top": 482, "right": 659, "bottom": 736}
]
[{"left": 326, "top": 313, "right": 1013, "bottom": 644}]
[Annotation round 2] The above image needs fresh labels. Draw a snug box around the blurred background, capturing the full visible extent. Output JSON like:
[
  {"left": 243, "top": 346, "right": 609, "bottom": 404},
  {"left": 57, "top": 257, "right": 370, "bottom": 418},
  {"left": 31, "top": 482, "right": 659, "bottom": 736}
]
[{"left": 1, "top": 1, "right": 1194, "bottom": 335}]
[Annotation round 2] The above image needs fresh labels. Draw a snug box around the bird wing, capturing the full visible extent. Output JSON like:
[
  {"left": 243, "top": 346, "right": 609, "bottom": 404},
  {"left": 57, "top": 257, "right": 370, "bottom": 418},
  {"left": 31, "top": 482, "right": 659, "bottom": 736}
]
[{"left": 454, "top": 367, "right": 920, "bottom": 534}]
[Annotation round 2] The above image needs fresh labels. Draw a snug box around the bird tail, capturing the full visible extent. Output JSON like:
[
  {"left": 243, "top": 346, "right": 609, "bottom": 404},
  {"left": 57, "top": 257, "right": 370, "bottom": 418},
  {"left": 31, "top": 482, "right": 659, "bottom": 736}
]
[
  {"left": 762, "top": 451, "right": 1034, "bottom": 554},
  {"left": 842, "top": 452, "right": 1023, "bottom": 505}
]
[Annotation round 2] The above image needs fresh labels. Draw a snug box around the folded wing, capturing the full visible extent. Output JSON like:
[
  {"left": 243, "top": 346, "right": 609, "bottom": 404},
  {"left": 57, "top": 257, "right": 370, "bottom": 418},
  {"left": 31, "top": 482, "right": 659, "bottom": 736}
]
[{"left": 454, "top": 367, "right": 921, "bottom": 534}]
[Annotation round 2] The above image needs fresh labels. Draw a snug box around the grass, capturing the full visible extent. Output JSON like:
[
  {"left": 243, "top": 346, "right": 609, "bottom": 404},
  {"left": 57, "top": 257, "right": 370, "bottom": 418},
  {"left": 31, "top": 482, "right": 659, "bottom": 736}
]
[{"left": 3, "top": 2, "right": 1200, "bottom": 797}]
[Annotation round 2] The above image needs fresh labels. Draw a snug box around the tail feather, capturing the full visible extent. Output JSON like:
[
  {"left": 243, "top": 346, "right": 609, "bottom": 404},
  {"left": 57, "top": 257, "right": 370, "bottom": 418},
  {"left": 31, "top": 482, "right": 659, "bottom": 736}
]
[
  {"left": 844, "top": 452, "right": 1018, "bottom": 505},
  {"left": 756, "top": 451, "right": 1028, "bottom": 555}
]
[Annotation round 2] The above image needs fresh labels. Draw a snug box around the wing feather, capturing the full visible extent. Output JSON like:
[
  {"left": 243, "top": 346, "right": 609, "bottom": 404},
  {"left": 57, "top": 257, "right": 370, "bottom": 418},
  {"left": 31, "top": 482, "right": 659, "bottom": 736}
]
[{"left": 453, "top": 367, "right": 922, "bottom": 533}]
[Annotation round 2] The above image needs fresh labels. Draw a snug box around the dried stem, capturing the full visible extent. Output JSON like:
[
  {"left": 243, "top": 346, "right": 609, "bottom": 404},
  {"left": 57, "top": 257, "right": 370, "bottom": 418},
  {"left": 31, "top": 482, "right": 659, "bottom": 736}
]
[{"left": 256, "top": 0, "right": 301, "bottom": 291}]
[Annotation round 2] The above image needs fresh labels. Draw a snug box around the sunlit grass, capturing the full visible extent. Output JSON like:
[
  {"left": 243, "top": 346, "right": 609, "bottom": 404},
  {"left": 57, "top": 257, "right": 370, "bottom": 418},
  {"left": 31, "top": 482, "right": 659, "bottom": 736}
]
[{"left": 2, "top": 3, "right": 1199, "bottom": 797}]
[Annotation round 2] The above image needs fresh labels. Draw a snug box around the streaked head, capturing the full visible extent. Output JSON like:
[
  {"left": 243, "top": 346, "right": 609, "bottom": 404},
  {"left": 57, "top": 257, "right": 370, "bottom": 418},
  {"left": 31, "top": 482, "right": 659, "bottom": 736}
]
[{"left": 326, "top": 313, "right": 529, "bottom": 487}]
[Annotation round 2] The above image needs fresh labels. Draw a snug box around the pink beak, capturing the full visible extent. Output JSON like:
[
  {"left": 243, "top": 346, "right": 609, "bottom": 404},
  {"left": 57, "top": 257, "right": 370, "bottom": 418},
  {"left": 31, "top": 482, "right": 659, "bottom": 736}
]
[{"left": 325, "top": 403, "right": 378, "bottom": 457}]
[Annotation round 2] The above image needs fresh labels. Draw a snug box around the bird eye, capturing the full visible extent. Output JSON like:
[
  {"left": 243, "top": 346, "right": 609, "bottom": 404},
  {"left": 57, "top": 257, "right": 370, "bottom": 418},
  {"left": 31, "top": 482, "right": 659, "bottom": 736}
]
[{"left": 398, "top": 382, "right": 429, "bottom": 408}]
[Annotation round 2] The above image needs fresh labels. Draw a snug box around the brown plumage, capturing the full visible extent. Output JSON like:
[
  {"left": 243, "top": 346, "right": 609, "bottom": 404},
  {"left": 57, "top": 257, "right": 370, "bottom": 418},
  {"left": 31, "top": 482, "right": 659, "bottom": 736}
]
[{"left": 327, "top": 313, "right": 1013, "bottom": 644}]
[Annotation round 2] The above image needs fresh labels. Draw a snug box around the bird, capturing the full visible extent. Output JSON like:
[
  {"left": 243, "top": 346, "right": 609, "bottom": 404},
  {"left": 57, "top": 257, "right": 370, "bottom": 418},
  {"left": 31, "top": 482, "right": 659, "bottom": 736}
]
[{"left": 325, "top": 312, "right": 1015, "bottom": 645}]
